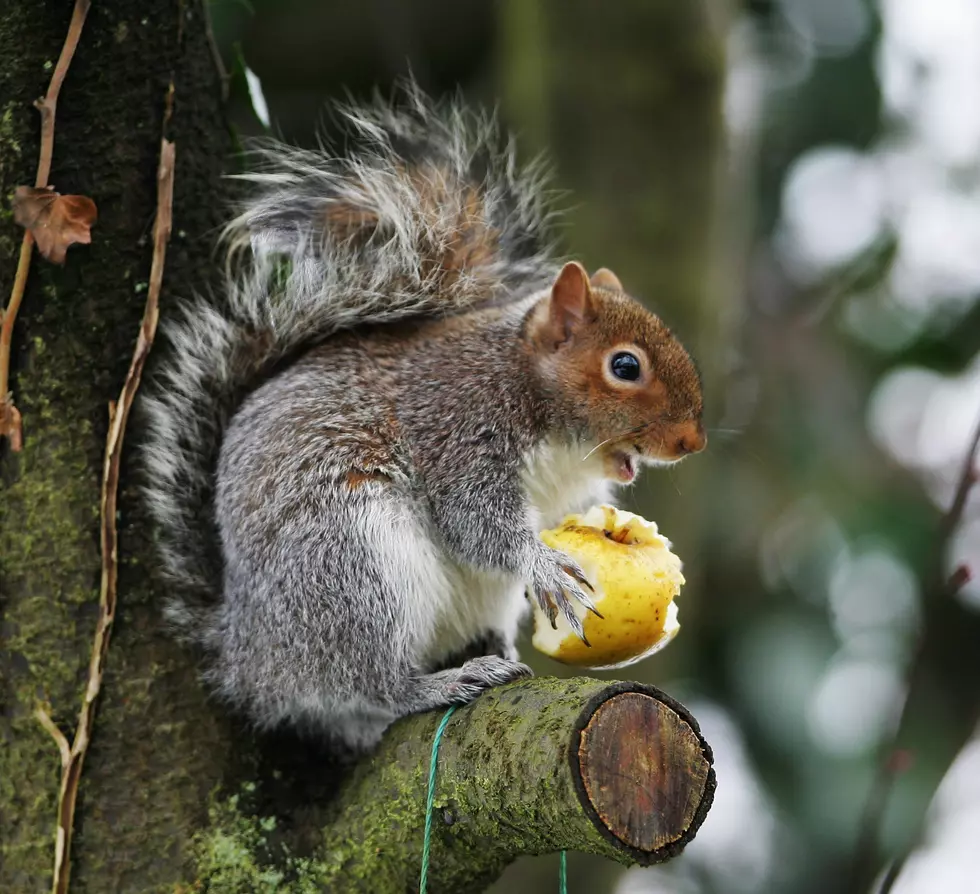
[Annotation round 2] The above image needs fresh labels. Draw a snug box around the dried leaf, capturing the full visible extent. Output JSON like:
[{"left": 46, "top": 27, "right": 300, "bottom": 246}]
[
  {"left": 1, "top": 396, "right": 23, "bottom": 452},
  {"left": 13, "top": 185, "right": 97, "bottom": 265}
]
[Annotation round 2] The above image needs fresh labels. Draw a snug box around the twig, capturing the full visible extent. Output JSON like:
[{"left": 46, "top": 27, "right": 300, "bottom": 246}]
[
  {"left": 34, "top": 2, "right": 92, "bottom": 188},
  {"left": 34, "top": 706, "right": 71, "bottom": 770},
  {"left": 39, "top": 88, "right": 175, "bottom": 894},
  {"left": 847, "top": 411, "right": 980, "bottom": 894},
  {"left": 937, "top": 417, "right": 980, "bottom": 549},
  {"left": 0, "top": 0, "right": 91, "bottom": 452}
]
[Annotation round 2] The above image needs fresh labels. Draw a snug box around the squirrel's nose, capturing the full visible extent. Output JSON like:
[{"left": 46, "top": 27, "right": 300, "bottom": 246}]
[{"left": 675, "top": 422, "right": 707, "bottom": 456}]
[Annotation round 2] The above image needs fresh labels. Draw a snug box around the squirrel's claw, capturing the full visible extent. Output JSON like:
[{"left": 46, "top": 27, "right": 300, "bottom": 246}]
[
  {"left": 572, "top": 586, "right": 604, "bottom": 619},
  {"left": 546, "top": 597, "right": 559, "bottom": 630},
  {"left": 557, "top": 593, "right": 588, "bottom": 644},
  {"left": 560, "top": 561, "right": 604, "bottom": 619},
  {"left": 533, "top": 587, "right": 560, "bottom": 629},
  {"left": 529, "top": 546, "right": 594, "bottom": 644},
  {"left": 563, "top": 561, "right": 595, "bottom": 593}
]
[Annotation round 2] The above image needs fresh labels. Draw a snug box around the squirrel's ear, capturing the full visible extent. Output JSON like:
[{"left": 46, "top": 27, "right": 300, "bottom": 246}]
[
  {"left": 590, "top": 268, "right": 623, "bottom": 292},
  {"left": 548, "top": 261, "right": 596, "bottom": 343}
]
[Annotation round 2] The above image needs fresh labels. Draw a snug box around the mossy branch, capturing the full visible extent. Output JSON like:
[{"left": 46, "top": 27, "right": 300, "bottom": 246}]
[{"left": 196, "top": 678, "right": 714, "bottom": 894}]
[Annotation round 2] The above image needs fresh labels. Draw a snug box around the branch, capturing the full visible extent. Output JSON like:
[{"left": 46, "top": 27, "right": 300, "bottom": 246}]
[
  {"left": 297, "top": 678, "right": 715, "bottom": 893},
  {"left": 39, "top": 87, "right": 174, "bottom": 894},
  {"left": 847, "top": 411, "right": 980, "bottom": 894},
  {"left": 936, "top": 415, "right": 980, "bottom": 551},
  {"left": 0, "top": 0, "right": 90, "bottom": 451}
]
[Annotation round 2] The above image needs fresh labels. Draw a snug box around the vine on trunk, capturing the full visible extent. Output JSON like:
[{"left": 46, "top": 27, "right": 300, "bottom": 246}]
[
  {"left": 0, "top": 0, "right": 93, "bottom": 452},
  {"left": 34, "top": 73, "right": 176, "bottom": 894}
]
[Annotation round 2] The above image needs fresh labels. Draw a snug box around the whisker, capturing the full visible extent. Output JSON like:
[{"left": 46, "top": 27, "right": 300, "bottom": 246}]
[
  {"left": 581, "top": 420, "right": 661, "bottom": 462},
  {"left": 582, "top": 422, "right": 655, "bottom": 462},
  {"left": 581, "top": 435, "right": 617, "bottom": 462},
  {"left": 582, "top": 418, "right": 671, "bottom": 463}
]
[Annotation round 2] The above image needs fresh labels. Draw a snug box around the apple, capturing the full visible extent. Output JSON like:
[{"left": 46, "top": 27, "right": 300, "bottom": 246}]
[{"left": 532, "top": 504, "right": 683, "bottom": 669}]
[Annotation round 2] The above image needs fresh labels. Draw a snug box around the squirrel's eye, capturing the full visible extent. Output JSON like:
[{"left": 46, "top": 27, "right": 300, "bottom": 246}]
[{"left": 610, "top": 352, "right": 641, "bottom": 382}]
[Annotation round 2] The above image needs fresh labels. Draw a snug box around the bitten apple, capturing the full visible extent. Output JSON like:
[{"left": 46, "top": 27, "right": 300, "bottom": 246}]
[{"left": 532, "top": 504, "right": 683, "bottom": 669}]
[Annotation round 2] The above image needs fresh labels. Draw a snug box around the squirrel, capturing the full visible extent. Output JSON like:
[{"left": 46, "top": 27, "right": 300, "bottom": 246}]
[{"left": 141, "top": 84, "right": 705, "bottom": 753}]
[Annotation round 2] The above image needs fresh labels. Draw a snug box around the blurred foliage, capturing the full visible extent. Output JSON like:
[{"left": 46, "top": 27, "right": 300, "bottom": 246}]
[{"left": 210, "top": 1, "right": 980, "bottom": 892}]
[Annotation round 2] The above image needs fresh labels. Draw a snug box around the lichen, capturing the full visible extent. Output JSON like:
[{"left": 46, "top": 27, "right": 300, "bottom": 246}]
[
  {"left": 188, "top": 787, "right": 330, "bottom": 894},
  {"left": 0, "top": 324, "right": 102, "bottom": 889},
  {"left": 0, "top": 102, "right": 24, "bottom": 172},
  {"left": 0, "top": 101, "right": 24, "bottom": 257}
]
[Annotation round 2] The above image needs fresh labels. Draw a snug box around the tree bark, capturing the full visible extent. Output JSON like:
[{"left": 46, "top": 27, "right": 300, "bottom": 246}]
[{"left": 1, "top": 2, "right": 723, "bottom": 893}]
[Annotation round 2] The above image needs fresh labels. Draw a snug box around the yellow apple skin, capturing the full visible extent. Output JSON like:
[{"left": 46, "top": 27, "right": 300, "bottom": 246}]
[{"left": 531, "top": 505, "right": 683, "bottom": 670}]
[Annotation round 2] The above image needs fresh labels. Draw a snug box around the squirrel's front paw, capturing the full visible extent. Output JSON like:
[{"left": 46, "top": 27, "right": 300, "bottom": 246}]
[{"left": 526, "top": 544, "right": 601, "bottom": 644}]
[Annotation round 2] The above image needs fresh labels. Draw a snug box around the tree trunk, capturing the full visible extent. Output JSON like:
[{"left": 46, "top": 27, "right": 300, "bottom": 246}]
[
  {"left": 1, "top": 2, "right": 233, "bottom": 891},
  {"left": 1, "top": 2, "right": 724, "bottom": 892}
]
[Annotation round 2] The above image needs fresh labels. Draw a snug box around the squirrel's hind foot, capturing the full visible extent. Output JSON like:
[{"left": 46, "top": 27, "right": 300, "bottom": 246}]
[{"left": 406, "top": 656, "right": 532, "bottom": 713}]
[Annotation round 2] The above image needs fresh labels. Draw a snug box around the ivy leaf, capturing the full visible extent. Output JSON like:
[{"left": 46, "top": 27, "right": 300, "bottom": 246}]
[{"left": 12, "top": 186, "right": 97, "bottom": 264}]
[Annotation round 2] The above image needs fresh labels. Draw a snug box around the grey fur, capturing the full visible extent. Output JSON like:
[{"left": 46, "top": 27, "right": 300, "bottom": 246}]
[{"left": 141, "top": 86, "right": 611, "bottom": 750}]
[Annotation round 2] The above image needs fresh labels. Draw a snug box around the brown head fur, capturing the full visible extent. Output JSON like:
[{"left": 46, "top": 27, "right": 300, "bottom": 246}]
[{"left": 526, "top": 262, "right": 705, "bottom": 481}]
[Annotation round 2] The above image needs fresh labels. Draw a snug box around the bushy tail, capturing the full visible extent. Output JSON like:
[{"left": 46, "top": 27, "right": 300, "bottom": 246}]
[{"left": 141, "top": 84, "right": 558, "bottom": 634}]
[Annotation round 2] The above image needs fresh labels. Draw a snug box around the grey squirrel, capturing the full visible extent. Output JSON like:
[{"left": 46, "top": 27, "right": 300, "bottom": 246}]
[{"left": 142, "top": 85, "right": 705, "bottom": 752}]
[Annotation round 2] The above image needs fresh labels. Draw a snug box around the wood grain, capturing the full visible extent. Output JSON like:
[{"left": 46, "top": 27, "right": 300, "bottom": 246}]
[{"left": 577, "top": 691, "right": 712, "bottom": 854}]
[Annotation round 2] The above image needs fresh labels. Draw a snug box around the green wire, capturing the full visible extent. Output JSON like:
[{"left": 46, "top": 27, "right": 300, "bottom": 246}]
[
  {"left": 420, "top": 705, "right": 457, "bottom": 894},
  {"left": 419, "top": 705, "right": 569, "bottom": 893}
]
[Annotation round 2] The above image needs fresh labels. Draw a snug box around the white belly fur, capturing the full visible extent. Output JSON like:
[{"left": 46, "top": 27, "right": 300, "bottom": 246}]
[
  {"left": 522, "top": 436, "right": 614, "bottom": 529},
  {"left": 416, "top": 437, "right": 615, "bottom": 666}
]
